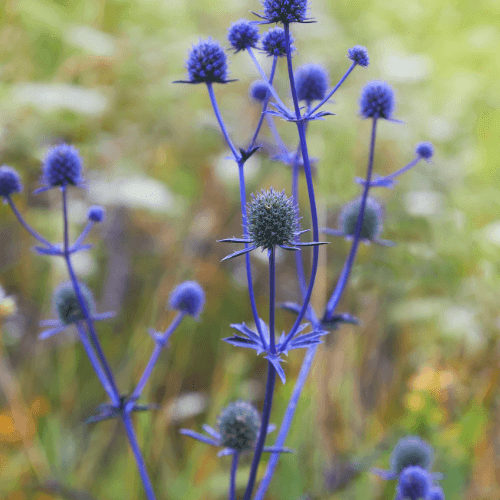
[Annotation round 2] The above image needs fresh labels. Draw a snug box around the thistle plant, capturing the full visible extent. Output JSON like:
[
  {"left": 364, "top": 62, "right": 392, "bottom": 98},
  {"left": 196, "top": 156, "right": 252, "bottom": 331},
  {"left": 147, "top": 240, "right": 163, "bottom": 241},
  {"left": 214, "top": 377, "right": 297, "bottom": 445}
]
[{"left": 0, "top": 0, "right": 445, "bottom": 498}]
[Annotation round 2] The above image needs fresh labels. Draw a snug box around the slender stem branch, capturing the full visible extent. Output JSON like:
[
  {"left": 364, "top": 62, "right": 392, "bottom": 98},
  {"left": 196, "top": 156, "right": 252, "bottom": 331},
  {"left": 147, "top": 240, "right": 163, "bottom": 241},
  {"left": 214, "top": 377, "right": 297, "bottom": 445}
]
[
  {"left": 206, "top": 82, "right": 240, "bottom": 161},
  {"left": 229, "top": 452, "right": 240, "bottom": 500},
  {"left": 72, "top": 221, "right": 94, "bottom": 249},
  {"left": 381, "top": 156, "right": 420, "bottom": 182},
  {"left": 269, "top": 247, "right": 276, "bottom": 354}
]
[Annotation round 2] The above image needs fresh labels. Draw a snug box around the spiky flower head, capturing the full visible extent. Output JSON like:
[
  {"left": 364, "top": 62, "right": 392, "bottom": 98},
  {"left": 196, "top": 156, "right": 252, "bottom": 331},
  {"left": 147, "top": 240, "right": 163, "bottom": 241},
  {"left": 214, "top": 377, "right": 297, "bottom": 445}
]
[
  {"left": 228, "top": 19, "right": 259, "bottom": 53},
  {"left": 0, "top": 165, "right": 23, "bottom": 199},
  {"left": 87, "top": 205, "right": 105, "bottom": 223},
  {"left": 217, "top": 401, "right": 261, "bottom": 452},
  {"left": 53, "top": 281, "right": 95, "bottom": 325},
  {"left": 359, "top": 80, "right": 395, "bottom": 120},
  {"left": 169, "top": 281, "right": 205, "bottom": 318},
  {"left": 415, "top": 142, "right": 434, "bottom": 161},
  {"left": 186, "top": 38, "right": 228, "bottom": 84},
  {"left": 261, "top": 27, "right": 293, "bottom": 57},
  {"left": 247, "top": 188, "right": 299, "bottom": 251},
  {"left": 390, "top": 436, "right": 434, "bottom": 475},
  {"left": 42, "top": 144, "right": 83, "bottom": 189},
  {"left": 428, "top": 485, "right": 445, "bottom": 500},
  {"left": 295, "top": 64, "right": 329, "bottom": 104},
  {"left": 395, "top": 466, "right": 432, "bottom": 500},
  {"left": 348, "top": 45, "right": 369, "bottom": 67},
  {"left": 249, "top": 80, "right": 271, "bottom": 102},
  {"left": 260, "top": 0, "right": 310, "bottom": 24},
  {"left": 339, "top": 196, "right": 384, "bottom": 241}
]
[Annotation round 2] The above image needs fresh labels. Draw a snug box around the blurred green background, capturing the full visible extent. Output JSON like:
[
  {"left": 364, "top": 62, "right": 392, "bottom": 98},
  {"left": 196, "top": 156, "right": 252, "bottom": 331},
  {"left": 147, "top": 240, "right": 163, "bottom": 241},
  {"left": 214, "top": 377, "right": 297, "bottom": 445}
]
[{"left": 0, "top": 0, "right": 499, "bottom": 498}]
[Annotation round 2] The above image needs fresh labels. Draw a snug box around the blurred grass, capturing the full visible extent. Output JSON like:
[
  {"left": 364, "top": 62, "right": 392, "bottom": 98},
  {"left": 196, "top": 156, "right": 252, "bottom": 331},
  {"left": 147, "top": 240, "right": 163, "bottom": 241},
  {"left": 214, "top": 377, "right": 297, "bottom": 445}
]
[{"left": 0, "top": 0, "right": 499, "bottom": 498}]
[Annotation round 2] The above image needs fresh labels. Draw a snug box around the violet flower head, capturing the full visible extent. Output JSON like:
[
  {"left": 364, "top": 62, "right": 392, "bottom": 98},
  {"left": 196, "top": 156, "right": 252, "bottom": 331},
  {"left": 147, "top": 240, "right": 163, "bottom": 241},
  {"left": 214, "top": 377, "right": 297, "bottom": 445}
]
[
  {"left": 249, "top": 80, "right": 271, "bottom": 102},
  {"left": 428, "top": 485, "right": 445, "bottom": 500},
  {"left": 169, "top": 281, "right": 205, "bottom": 318},
  {"left": 0, "top": 165, "right": 23, "bottom": 199},
  {"left": 258, "top": 0, "right": 312, "bottom": 24},
  {"left": 294, "top": 64, "right": 329, "bottom": 104},
  {"left": 395, "top": 466, "right": 432, "bottom": 500},
  {"left": 415, "top": 142, "right": 434, "bottom": 162},
  {"left": 37, "top": 144, "right": 84, "bottom": 193},
  {"left": 261, "top": 27, "right": 293, "bottom": 57},
  {"left": 228, "top": 19, "right": 260, "bottom": 53},
  {"left": 87, "top": 205, "right": 105, "bottom": 223},
  {"left": 348, "top": 45, "right": 369, "bottom": 67},
  {"left": 359, "top": 80, "right": 395, "bottom": 120}
]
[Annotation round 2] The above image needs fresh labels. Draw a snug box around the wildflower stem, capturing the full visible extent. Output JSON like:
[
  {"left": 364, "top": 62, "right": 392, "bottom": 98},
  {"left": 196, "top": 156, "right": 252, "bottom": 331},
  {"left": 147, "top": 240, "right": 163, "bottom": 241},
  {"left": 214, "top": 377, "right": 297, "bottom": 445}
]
[
  {"left": 380, "top": 157, "right": 420, "bottom": 183},
  {"left": 72, "top": 221, "right": 94, "bottom": 250},
  {"left": 206, "top": 82, "right": 240, "bottom": 161},
  {"left": 269, "top": 247, "right": 276, "bottom": 354},
  {"left": 325, "top": 118, "right": 378, "bottom": 316},
  {"left": 229, "top": 452, "right": 240, "bottom": 500}
]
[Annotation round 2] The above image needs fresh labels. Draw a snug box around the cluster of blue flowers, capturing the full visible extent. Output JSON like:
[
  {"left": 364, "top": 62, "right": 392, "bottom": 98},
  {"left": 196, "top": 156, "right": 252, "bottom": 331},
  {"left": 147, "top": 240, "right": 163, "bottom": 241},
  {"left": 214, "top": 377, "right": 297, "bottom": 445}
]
[{"left": 0, "top": 0, "right": 442, "bottom": 498}]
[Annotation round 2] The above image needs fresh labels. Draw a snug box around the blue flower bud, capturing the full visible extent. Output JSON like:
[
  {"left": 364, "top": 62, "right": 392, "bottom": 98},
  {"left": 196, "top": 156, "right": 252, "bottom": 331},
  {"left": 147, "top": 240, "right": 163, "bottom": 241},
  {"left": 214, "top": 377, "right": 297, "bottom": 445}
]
[
  {"left": 168, "top": 281, "right": 205, "bottom": 318},
  {"left": 217, "top": 401, "right": 261, "bottom": 452},
  {"left": 428, "top": 485, "right": 445, "bottom": 500},
  {"left": 396, "top": 466, "right": 431, "bottom": 500},
  {"left": 228, "top": 19, "right": 259, "bottom": 53},
  {"left": 186, "top": 38, "right": 228, "bottom": 84},
  {"left": 249, "top": 80, "right": 271, "bottom": 102},
  {"left": 0, "top": 165, "right": 23, "bottom": 198},
  {"left": 262, "top": 0, "right": 310, "bottom": 24},
  {"left": 294, "top": 64, "right": 329, "bottom": 104},
  {"left": 261, "top": 27, "right": 292, "bottom": 57},
  {"left": 348, "top": 45, "right": 369, "bottom": 67},
  {"left": 87, "top": 206, "right": 105, "bottom": 223},
  {"left": 42, "top": 144, "right": 83, "bottom": 189},
  {"left": 415, "top": 142, "right": 434, "bottom": 161},
  {"left": 359, "top": 80, "right": 395, "bottom": 120}
]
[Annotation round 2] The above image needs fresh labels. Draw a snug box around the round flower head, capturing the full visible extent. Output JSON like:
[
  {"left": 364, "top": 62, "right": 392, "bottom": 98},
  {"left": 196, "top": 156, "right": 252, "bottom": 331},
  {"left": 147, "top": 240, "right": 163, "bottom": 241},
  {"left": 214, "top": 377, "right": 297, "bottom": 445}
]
[
  {"left": 53, "top": 281, "right": 95, "bottom": 325},
  {"left": 428, "top": 485, "right": 445, "bottom": 500},
  {"left": 359, "top": 80, "right": 395, "bottom": 120},
  {"left": 348, "top": 45, "right": 369, "bottom": 67},
  {"left": 339, "top": 196, "right": 384, "bottom": 241},
  {"left": 228, "top": 19, "right": 259, "bottom": 53},
  {"left": 294, "top": 64, "right": 329, "bottom": 104},
  {"left": 261, "top": 27, "right": 293, "bottom": 57},
  {"left": 0, "top": 165, "right": 23, "bottom": 199},
  {"left": 395, "top": 466, "right": 431, "bottom": 500},
  {"left": 185, "top": 38, "right": 228, "bottom": 84},
  {"left": 169, "top": 281, "right": 205, "bottom": 318},
  {"left": 217, "top": 401, "right": 261, "bottom": 452},
  {"left": 249, "top": 80, "right": 271, "bottom": 102},
  {"left": 260, "top": 0, "right": 311, "bottom": 24},
  {"left": 87, "top": 205, "right": 105, "bottom": 223},
  {"left": 415, "top": 142, "right": 434, "bottom": 161},
  {"left": 390, "top": 436, "right": 434, "bottom": 475},
  {"left": 247, "top": 188, "right": 299, "bottom": 251},
  {"left": 41, "top": 144, "right": 83, "bottom": 190}
]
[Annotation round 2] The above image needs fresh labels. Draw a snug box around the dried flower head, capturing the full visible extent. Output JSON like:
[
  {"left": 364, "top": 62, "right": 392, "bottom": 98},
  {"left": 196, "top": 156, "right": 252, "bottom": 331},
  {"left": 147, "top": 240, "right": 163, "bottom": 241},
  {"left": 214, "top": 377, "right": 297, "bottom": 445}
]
[
  {"left": 415, "top": 142, "right": 434, "bottom": 161},
  {"left": 359, "top": 80, "right": 395, "bottom": 120},
  {"left": 294, "top": 64, "right": 329, "bottom": 104},
  {"left": 169, "top": 281, "right": 205, "bottom": 318},
  {"left": 261, "top": 27, "right": 292, "bottom": 57},
  {"left": 0, "top": 165, "right": 23, "bottom": 199},
  {"left": 217, "top": 401, "right": 261, "bottom": 452},
  {"left": 395, "top": 466, "right": 432, "bottom": 500},
  {"left": 228, "top": 19, "right": 259, "bottom": 53},
  {"left": 40, "top": 144, "right": 83, "bottom": 191},
  {"left": 53, "top": 281, "right": 95, "bottom": 325},
  {"left": 348, "top": 45, "right": 369, "bottom": 67},
  {"left": 87, "top": 206, "right": 105, "bottom": 223}
]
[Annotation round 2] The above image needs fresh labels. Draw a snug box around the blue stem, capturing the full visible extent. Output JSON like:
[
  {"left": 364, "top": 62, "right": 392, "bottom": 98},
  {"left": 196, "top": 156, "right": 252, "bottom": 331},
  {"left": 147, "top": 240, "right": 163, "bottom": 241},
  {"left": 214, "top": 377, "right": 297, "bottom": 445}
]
[
  {"left": 206, "top": 82, "right": 240, "bottom": 161},
  {"left": 380, "top": 156, "right": 420, "bottom": 182},
  {"left": 325, "top": 118, "right": 378, "bottom": 316},
  {"left": 229, "top": 452, "right": 240, "bottom": 500},
  {"left": 72, "top": 221, "right": 94, "bottom": 249},
  {"left": 269, "top": 247, "right": 276, "bottom": 354}
]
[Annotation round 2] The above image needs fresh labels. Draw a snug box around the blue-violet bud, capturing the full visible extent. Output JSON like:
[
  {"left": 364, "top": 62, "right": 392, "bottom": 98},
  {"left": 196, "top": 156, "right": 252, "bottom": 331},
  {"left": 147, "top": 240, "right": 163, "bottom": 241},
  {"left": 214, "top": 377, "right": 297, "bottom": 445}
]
[
  {"left": 228, "top": 19, "right": 259, "bottom": 53},
  {"left": 169, "top": 281, "right": 205, "bottom": 318},
  {"left": 359, "top": 80, "right": 395, "bottom": 120},
  {"left": 249, "top": 80, "right": 271, "bottom": 102},
  {"left": 261, "top": 0, "right": 310, "bottom": 24},
  {"left": 294, "top": 64, "right": 329, "bottom": 103},
  {"left": 247, "top": 188, "right": 299, "bottom": 251},
  {"left": 415, "top": 142, "right": 434, "bottom": 161},
  {"left": 53, "top": 281, "right": 95, "bottom": 325},
  {"left": 428, "top": 485, "right": 445, "bottom": 500},
  {"left": 390, "top": 436, "right": 434, "bottom": 475},
  {"left": 42, "top": 144, "right": 83, "bottom": 188},
  {"left": 395, "top": 466, "right": 431, "bottom": 500},
  {"left": 339, "top": 197, "right": 384, "bottom": 241},
  {"left": 261, "top": 27, "right": 292, "bottom": 57},
  {"left": 87, "top": 205, "right": 105, "bottom": 223},
  {"left": 348, "top": 45, "right": 369, "bottom": 67},
  {"left": 0, "top": 165, "right": 23, "bottom": 198},
  {"left": 186, "top": 38, "right": 228, "bottom": 84},
  {"left": 217, "top": 401, "right": 260, "bottom": 452}
]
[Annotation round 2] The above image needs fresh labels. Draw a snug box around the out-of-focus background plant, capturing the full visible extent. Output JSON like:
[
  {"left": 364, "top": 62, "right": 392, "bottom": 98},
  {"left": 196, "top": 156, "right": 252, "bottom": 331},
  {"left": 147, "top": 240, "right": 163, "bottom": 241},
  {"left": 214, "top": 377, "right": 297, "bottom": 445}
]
[{"left": 0, "top": 0, "right": 498, "bottom": 499}]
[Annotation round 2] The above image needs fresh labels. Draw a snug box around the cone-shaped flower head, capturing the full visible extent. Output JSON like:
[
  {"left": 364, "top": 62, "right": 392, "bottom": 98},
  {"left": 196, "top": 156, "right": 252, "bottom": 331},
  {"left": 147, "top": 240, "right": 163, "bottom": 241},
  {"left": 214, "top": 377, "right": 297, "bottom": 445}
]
[
  {"left": 295, "top": 64, "right": 329, "bottom": 104},
  {"left": 42, "top": 144, "right": 83, "bottom": 189},
  {"left": 261, "top": 27, "right": 292, "bottom": 57},
  {"left": 228, "top": 19, "right": 259, "bottom": 53},
  {"left": 250, "top": 80, "right": 271, "bottom": 102},
  {"left": 261, "top": 0, "right": 310, "bottom": 24},
  {"left": 415, "top": 142, "right": 434, "bottom": 161},
  {"left": 348, "top": 45, "right": 369, "bottom": 67},
  {"left": 217, "top": 401, "right": 261, "bottom": 452},
  {"left": 395, "top": 466, "right": 432, "bottom": 500},
  {"left": 391, "top": 436, "right": 434, "bottom": 475},
  {"left": 360, "top": 80, "right": 395, "bottom": 120},
  {"left": 53, "top": 281, "right": 95, "bottom": 325},
  {"left": 87, "top": 205, "right": 105, "bottom": 223},
  {"left": 339, "top": 196, "right": 384, "bottom": 241},
  {"left": 169, "top": 281, "right": 205, "bottom": 318},
  {"left": 0, "top": 165, "right": 23, "bottom": 198},
  {"left": 247, "top": 188, "right": 299, "bottom": 251},
  {"left": 186, "top": 38, "right": 228, "bottom": 84}
]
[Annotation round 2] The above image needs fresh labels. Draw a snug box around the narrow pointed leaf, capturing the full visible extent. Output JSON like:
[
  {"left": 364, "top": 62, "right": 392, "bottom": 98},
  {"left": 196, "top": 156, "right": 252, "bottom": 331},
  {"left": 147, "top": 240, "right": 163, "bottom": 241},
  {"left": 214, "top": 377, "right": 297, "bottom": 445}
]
[
  {"left": 220, "top": 246, "right": 256, "bottom": 262},
  {"left": 179, "top": 429, "right": 219, "bottom": 446}
]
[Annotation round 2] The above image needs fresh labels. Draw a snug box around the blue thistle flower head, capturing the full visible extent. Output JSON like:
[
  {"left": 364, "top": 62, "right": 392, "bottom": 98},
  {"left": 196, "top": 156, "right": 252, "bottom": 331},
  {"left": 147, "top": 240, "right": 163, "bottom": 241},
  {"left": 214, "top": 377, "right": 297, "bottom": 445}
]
[
  {"left": 169, "top": 281, "right": 205, "bottom": 318},
  {"left": 184, "top": 38, "right": 229, "bottom": 84},
  {"left": 259, "top": 0, "right": 312, "bottom": 24},
  {"left": 41, "top": 144, "right": 83, "bottom": 190},
  {"left": 391, "top": 436, "right": 434, "bottom": 475},
  {"left": 0, "top": 165, "right": 23, "bottom": 199},
  {"left": 348, "top": 45, "right": 369, "bottom": 67},
  {"left": 249, "top": 80, "right": 271, "bottom": 102},
  {"left": 339, "top": 196, "right": 384, "bottom": 242},
  {"left": 87, "top": 205, "right": 105, "bottom": 223},
  {"left": 415, "top": 142, "right": 434, "bottom": 161},
  {"left": 295, "top": 64, "right": 329, "bottom": 104},
  {"left": 359, "top": 80, "right": 395, "bottom": 120},
  {"left": 217, "top": 401, "right": 261, "bottom": 452},
  {"left": 395, "top": 466, "right": 432, "bottom": 500},
  {"left": 428, "top": 485, "right": 445, "bottom": 500},
  {"left": 228, "top": 19, "right": 260, "bottom": 53},
  {"left": 53, "top": 281, "right": 95, "bottom": 325},
  {"left": 261, "top": 27, "right": 293, "bottom": 57}
]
